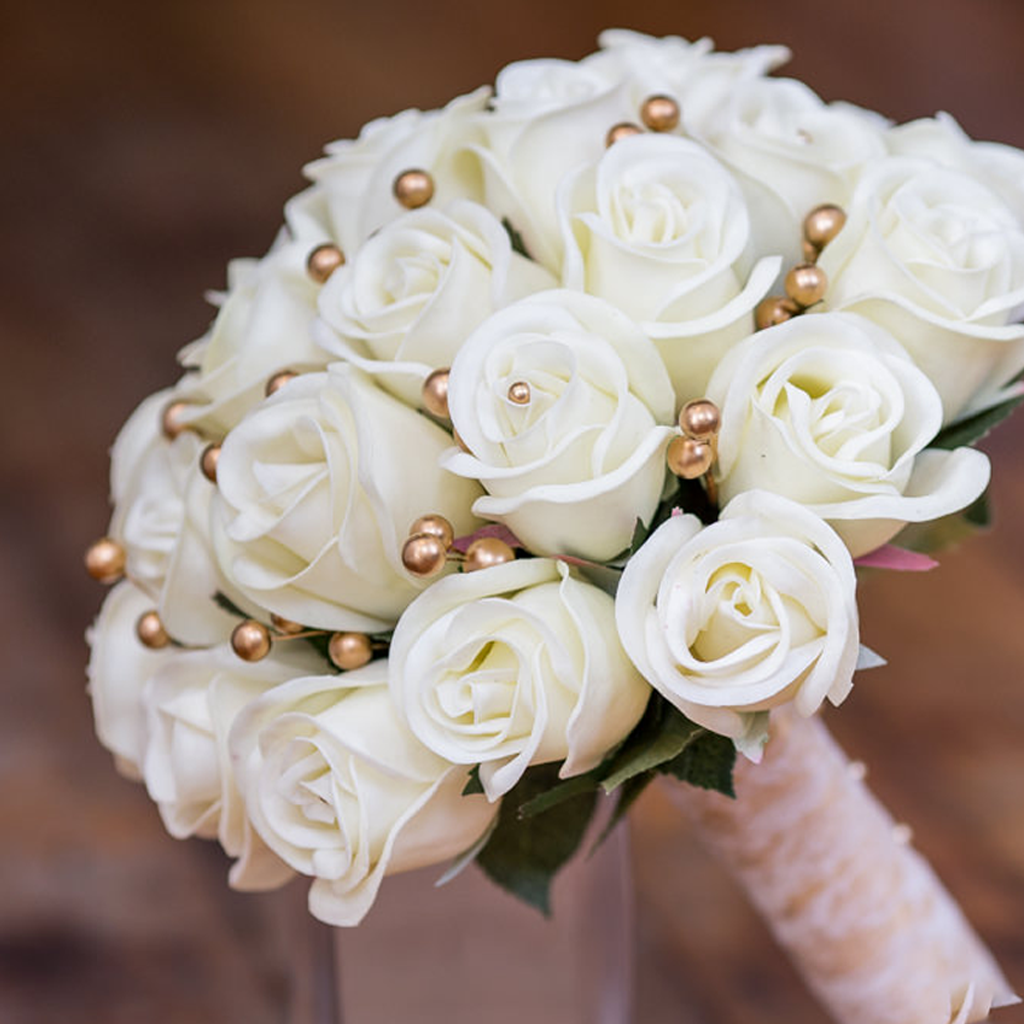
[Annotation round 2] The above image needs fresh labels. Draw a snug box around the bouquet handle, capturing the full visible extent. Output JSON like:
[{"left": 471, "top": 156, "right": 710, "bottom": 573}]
[{"left": 663, "top": 707, "right": 1018, "bottom": 1024}]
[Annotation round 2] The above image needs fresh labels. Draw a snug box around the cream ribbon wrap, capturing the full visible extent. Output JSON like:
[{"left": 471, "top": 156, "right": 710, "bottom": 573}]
[{"left": 664, "top": 706, "right": 1018, "bottom": 1024}]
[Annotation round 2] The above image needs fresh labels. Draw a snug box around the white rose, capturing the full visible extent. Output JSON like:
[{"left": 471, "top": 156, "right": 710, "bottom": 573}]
[
  {"left": 213, "top": 364, "right": 482, "bottom": 631},
  {"left": 229, "top": 661, "right": 497, "bottom": 927},
  {"left": 142, "top": 643, "right": 323, "bottom": 890},
  {"left": 615, "top": 491, "right": 859, "bottom": 759},
  {"left": 389, "top": 558, "right": 650, "bottom": 801},
  {"left": 887, "top": 112, "right": 1024, "bottom": 229},
  {"left": 177, "top": 238, "right": 329, "bottom": 436},
  {"left": 474, "top": 34, "right": 788, "bottom": 270},
  {"left": 87, "top": 581, "right": 178, "bottom": 779},
  {"left": 689, "top": 77, "right": 886, "bottom": 258},
  {"left": 707, "top": 313, "right": 991, "bottom": 557},
  {"left": 315, "top": 200, "right": 555, "bottom": 406},
  {"left": 442, "top": 290, "right": 676, "bottom": 561},
  {"left": 108, "top": 391, "right": 243, "bottom": 645},
  {"left": 558, "top": 133, "right": 781, "bottom": 403},
  {"left": 818, "top": 156, "right": 1024, "bottom": 421},
  {"left": 286, "top": 88, "right": 491, "bottom": 259}
]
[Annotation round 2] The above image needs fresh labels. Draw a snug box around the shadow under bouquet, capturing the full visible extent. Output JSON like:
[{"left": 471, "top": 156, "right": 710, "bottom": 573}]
[{"left": 84, "top": 30, "right": 1024, "bottom": 1024}]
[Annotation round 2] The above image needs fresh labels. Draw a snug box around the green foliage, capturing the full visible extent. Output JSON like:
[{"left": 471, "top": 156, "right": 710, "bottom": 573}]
[
  {"left": 462, "top": 765, "right": 484, "bottom": 796},
  {"left": 659, "top": 731, "right": 737, "bottom": 797},
  {"left": 896, "top": 489, "right": 991, "bottom": 554},
  {"left": 501, "top": 218, "right": 532, "bottom": 260},
  {"left": 475, "top": 763, "right": 598, "bottom": 916},
  {"left": 932, "top": 393, "right": 1024, "bottom": 450}
]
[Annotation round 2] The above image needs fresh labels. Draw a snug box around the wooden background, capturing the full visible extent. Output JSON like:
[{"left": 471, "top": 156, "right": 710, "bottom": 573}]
[{"left": 1, "top": 1, "right": 1023, "bottom": 1021}]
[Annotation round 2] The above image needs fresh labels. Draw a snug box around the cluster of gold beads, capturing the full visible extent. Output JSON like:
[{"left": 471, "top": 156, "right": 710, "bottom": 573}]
[
  {"left": 230, "top": 614, "right": 379, "bottom": 671},
  {"left": 667, "top": 399, "right": 721, "bottom": 501},
  {"left": 401, "top": 514, "right": 515, "bottom": 578},
  {"left": 606, "top": 94, "right": 681, "bottom": 148},
  {"left": 754, "top": 204, "right": 846, "bottom": 331}
]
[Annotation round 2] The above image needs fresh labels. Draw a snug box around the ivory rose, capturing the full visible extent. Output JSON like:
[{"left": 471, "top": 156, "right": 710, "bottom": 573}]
[
  {"left": 286, "top": 88, "right": 491, "bottom": 259},
  {"left": 177, "top": 238, "right": 329, "bottom": 437},
  {"left": 615, "top": 491, "right": 860, "bottom": 760},
  {"left": 558, "top": 133, "right": 780, "bottom": 403},
  {"left": 212, "top": 365, "right": 482, "bottom": 631},
  {"left": 818, "top": 156, "right": 1024, "bottom": 421},
  {"left": 315, "top": 200, "right": 555, "bottom": 406},
  {"left": 472, "top": 33, "right": 787, "bottom": 270},
  {"left": 229, "top": 662, "right": 497, "bottom": 927},
  {"left": 442, "top": 290, "right": 676, "bottom": 561},
  {"left": 388, "top": 558, "right": 650, "bottom": 801},
  {"left": 108, "top": 390, "right": 245, "bottom": 645},
  {"left": 687, "top": 76, "right": 887, "bottom": 258},
  {"left": 706, "top": 313, "right": 991, "bottom": 557},
  {"left": 87, "top": 581, "right": 178, "bottom": 779},
  {"left": 141, "top": 643, "right": 325, "bottom": 891}
]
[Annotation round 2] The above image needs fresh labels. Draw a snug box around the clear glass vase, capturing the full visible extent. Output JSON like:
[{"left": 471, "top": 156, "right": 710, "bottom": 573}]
[{"left": 289, "top": 813, "right": 634, "bottom": 1024}]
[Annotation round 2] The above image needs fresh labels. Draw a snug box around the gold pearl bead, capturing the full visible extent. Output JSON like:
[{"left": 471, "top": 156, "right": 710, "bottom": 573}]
[
  {"left": 422, "top": 368, "right": 450, "bottom": 419},
  {"left": 802, "top": 203, "right": 847, "bottom": 250},
  {"left": 667, "top": 436, "right": 714, "bottom": 479},
  {"left": 402, "top": 533, "right": 448, "bottom": 577},
  {"left": 464, "top": 537, "right": 515, "bottom": 573},
  {"left": 679, "top": 399, "right": 721, "bottom": 441},
  {"left": 409, "top": 514, "right": 454, "bottom": 550},
  {"left": 161, "top": 401, "right": 191, "bottom": 441},
  {"left": 605, "top": 122, "right": 643, "bottom": 147},
  {"left": 200, "top": 443, "right": 220, "bottom": 483},
  {"left": 754, "top": 295, "right": 800, "bottom": 331},
  {"left": 85, "top": 537, "right": 126, "bottom": 583},
  {"left": 136, "top": 610, "right": 170, "bottom": 649},
  {"left": 801, "top": 238, "right": 819, "bottom": 264},
  {"left": 640, "top": 95, "right": 680, "bottom": 132},
  {"left": 393, "top": 169, "right": 434, "bottom": 209},
  {"left": 270, "top": 613, "right": 305, "bottom": 635},
  {"left": 306, "top": 243, "right": 345, "bottom": 284},
  {"left": 231, "top": 619, "right": 272, "bottom": 662},
  {"left": 785, "top": 263, "right": 828, "bottom": 308},
  {"left": 507, "top": 381, "right": 531, "bottom": 405},
  {"left": 328, "top": 631, "right": 373, "bottom": 671},
  {"left": 265, "top": 370, "right": 297, "bottom": 397}
]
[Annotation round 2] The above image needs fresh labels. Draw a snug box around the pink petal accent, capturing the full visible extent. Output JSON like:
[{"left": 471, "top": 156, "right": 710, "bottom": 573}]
[
  {"left": 453, "top": 523, "right": 523, "bottom": 553},
  {"left": 854, "top": 545, "right": 938, "bottom": 572}
]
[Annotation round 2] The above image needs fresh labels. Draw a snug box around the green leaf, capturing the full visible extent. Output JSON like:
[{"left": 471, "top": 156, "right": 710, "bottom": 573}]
[
  {"left": 660, "top": 731, "right": 737, "bottom": 797},
  {"left": 213, "top": 591, "right": 246, "bottom": 618},
  {"left": 628, "top": 516, "right": 651, "bottom": 557},
  {"left": 462, "top": 765, "right": 484, "bottom": 796},
  {"left": 895, "top": 488, "right": 991, "bottom": 554},
  {"left": 475, "top": 763, "right": 598, "bottom": 916},
  {"left": 601, "top": 696, "right": 703, "bottom": 793},
  {"left": 501, "top": 217, "right": 532, "bottom": 260},
  {"left": 518, "top": 769, "right": 601, "bottom": 818},
  {"left": 931, "top": 393, "right": 1024, "bottom": 450},
  {"left": 589, "top": 771, "right": 654, "bottom": 855}
]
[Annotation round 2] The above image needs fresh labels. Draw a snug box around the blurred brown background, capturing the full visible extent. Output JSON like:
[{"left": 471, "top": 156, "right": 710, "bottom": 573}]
[{"left": 2, "top": 1, "right": 1023, "bottom": 1021}]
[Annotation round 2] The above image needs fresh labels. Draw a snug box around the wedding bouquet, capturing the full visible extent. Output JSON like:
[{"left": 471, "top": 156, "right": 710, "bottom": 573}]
[{"left": 85, "top": 30, "right": 1023, "bottom": 1023}]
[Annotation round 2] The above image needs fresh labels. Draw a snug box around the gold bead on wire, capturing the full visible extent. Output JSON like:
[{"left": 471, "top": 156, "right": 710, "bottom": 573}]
[
  {"left": 679, "top": 399, "right": 721, "bottom": 442},
  {"left": 802, "top": 203, "right": 847, "bottom": 252},
  {"left": 265, "top": 370, "right": 298, "bottom": 397},
  {"left": 306, "top": 243, "right": 345, "bottom": 285},
  {"left": 784, "top": 263, "right": 828, "bottom": 309},
  {"left": 402, "top": 533, "right": 449, "bottom": 578},
  {"left": 754, "top": 295, "right": 800, "bottom": 331},
  {"left": 605, "top": 122, "right": 643, "bottom": 147},
  {"left": 270, "top": 613, "right": 305, "bottom": 635},
  {"left": 328, "top": 631, "right": 374, "bottom": 671},
  {"left": 422, "top": 368, "right": 450, "bottom": 419},
  {"left": 161, "top": 401, "right": 191, "bottom": 441},
  {"left": 200, "top": 443, "right": 220, "bottom": 483},
  {"left": 85, "top": 537, "right": 126, "bottom": 584},
  {"left": 409, "top": 514, "right": 455, "bottom": 551},
  {"left": 231, "top": 619, "right": 272, "bottom": 662},
  {"left": 464, "top": 537, "right": 515, "bottom": 573},
  {"left": 136, "top": 610, "right": 170, "bottom": 649},
  {"left": 507, "top": 381, "right": 531, "bottom": 405},
  {"left": 667, "top": 436, "right": 715, "bottom": 480},
  {"left": 393, "top": 169, "right": 435, "bottom": 209},
  {"left": 640, "top": 95, "right": 680, "bottom": 132}
]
